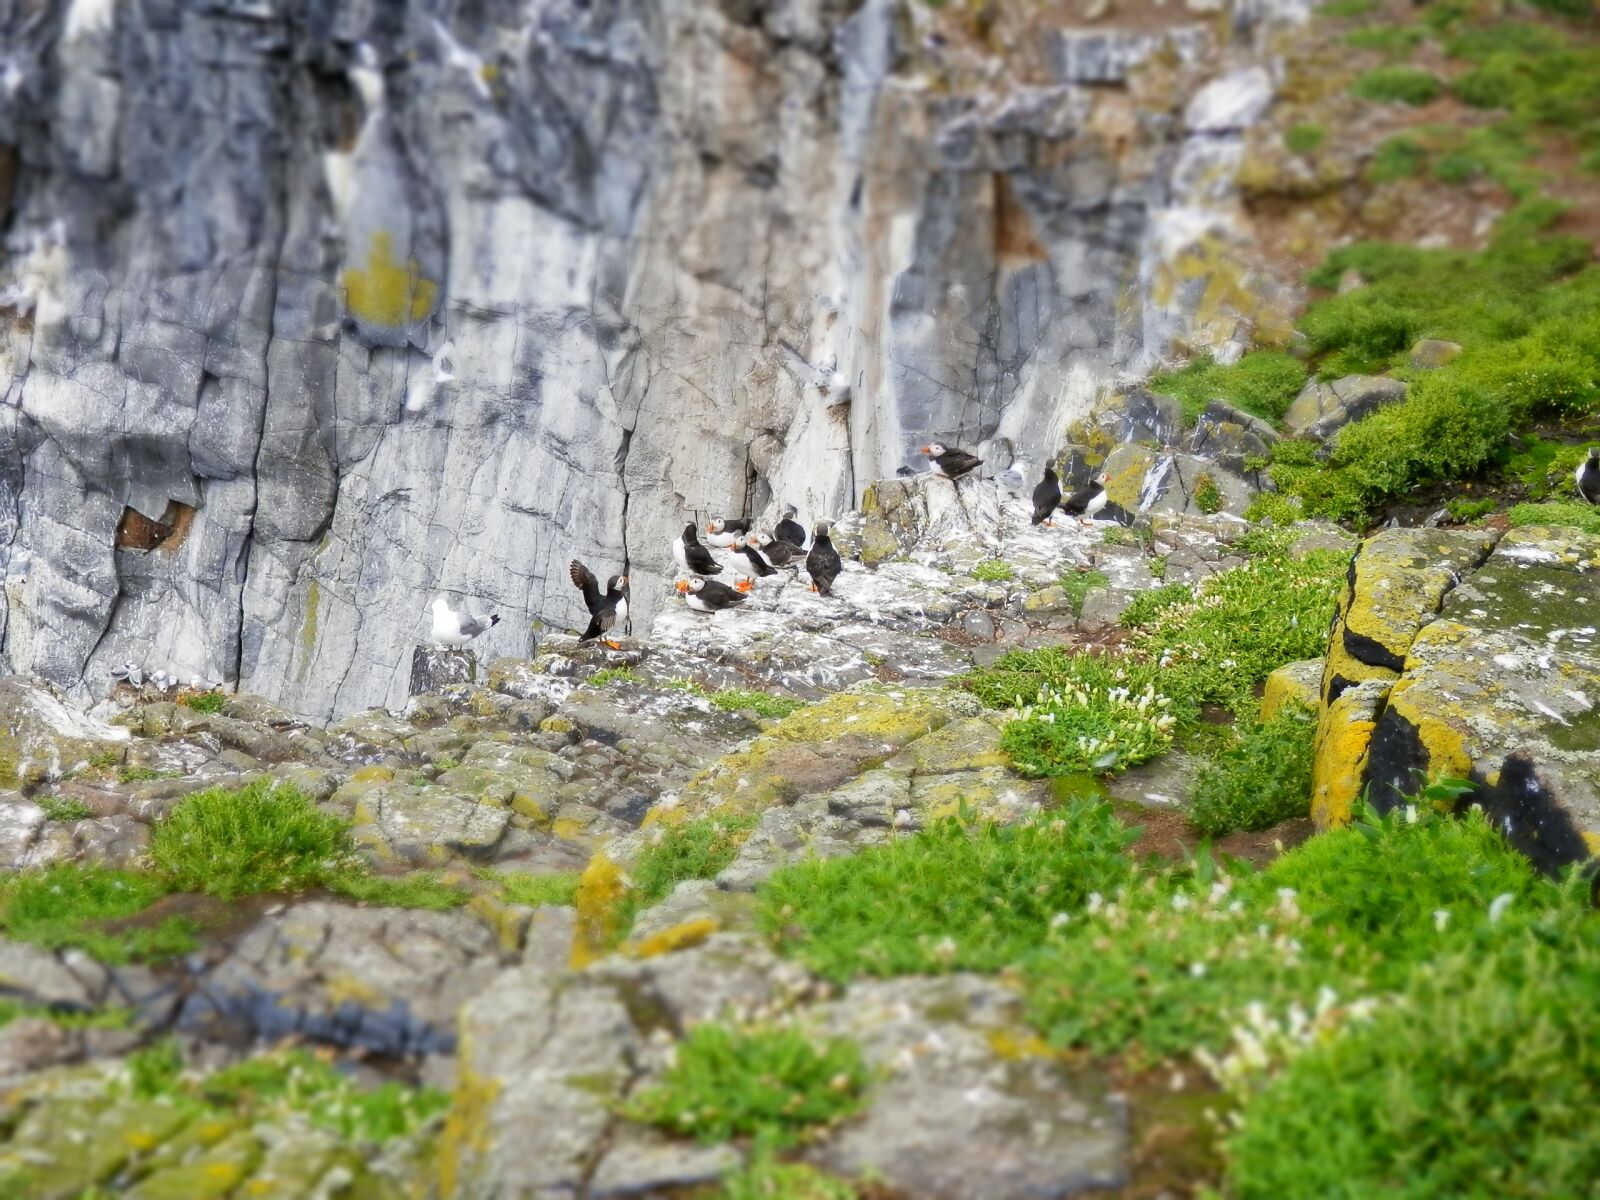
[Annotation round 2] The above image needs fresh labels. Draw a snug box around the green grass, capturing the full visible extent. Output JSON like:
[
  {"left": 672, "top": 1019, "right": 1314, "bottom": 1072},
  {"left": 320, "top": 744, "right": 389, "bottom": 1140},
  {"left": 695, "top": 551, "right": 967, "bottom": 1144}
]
[
  {"left": 0, "top": 864, "right": 197, "bottom": 964},
  {"left": 328, "top": 871, "right": 469, "bottom": 910},
  {"left": 719, "top": 1153, "right": 858, "bottom": 1200},
  {"left": 1343, "top": 25, "right": 1427, "bottom": 57},
  {"left": 970, "top": 560, "right": 1015, "bottom": 583},
  {"left": 1241, "top": 492, "right": 1305, "bottom": 526},
  {"left": 1503, "top": 435, "right": 1591, "bottom": 499},
  {"left": 1223, "top": 900, "right": 1600, "bottom": 1199},
  {"left": 0, "top": 998, "right": 131, "bottom": 1030},
  {"left": 1121, "top": 548, "right": 1347, "bottom": 718},
  {"left": 1349, "top": 66, "right": 1441, "bottom": 106},
  {"left": 760, "top": 801, "right": 1137, "bottom": 981},
  {"left": 118, "top": 765, "right": 174, "bottom": 783},
  {"left": 1150, "top": 351, "right": 1308, "bottom": 424},
  {"left": 623, "top": 812, "right": 759, "bottom": 929},
  {"left": 120, "top": 1042, "right": 450, "bottom": 1144},
  {"left": 1284, "top": 123, "right": 1325, "bottom": 155},
  {"left": 1366, "top": 134, "right": 1429, "bottom": 183},
  {"left": 1023, "top": 799, "right": 1566, "bottom": 1063},
  {"left": 1060, "top": 569, "right": 1109, "bottom": 618},
  {"left": 177, "top": 691, "right": 227, "bottom": 714},
  {"left": 1444, "top": 496, "right": 1497, "bottom": 522},
  {"left": 1193, "top": 474, "right": 1224, "bottom": 515},
  {"left": 38, "top": 796, "right": 93, "bottom": 822},
  {"left": 148, "top": 779, "right": 358, "bottom": 900},
  {"left": 1188, "top": 705, "right": 1316, "bottom": 837},
  {"left": 474, "top": 868, "right": 581, "bottom": 908},
  {"left": 1002, "top": 675, "right": 1178, "bottom": 776},
  {"left": 1319, "top": 0, "right": 1375, "bottom": 15},
  {"left": 590, "top": 667, "right": 639, "bottom": 688},
  {"left": 709, "top": 689, "right": 808, "bottom": 719},
  {"left": 622, "top": 1022, "right": 869, "bottom": 1147},
  {"left": 1506, "top": 499, "right": 1600, "bottom": 534}
]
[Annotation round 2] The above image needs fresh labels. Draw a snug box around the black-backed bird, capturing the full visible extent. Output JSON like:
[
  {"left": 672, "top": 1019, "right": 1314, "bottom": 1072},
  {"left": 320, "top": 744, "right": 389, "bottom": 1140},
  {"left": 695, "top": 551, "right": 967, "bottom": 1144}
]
[
  {"left": 1061, "top": 474, "right": 1109, "bottom": 527},
  {"left": 569, "top": 560, "right": 629, "bottom": 649},
  {"left": 675, "top": 576, "right": 748, "bottom": 612},
  {"left": 734, "top": 536, "right": 778, "bottom": 577},
  {"left": 705, "top": 516, "right": 750, "bottom": 549},
  {"left": 1031, "top": 466, "right": 1063, "bottom": 526},
  {"left": 757, "top": 533, "right": 804, "bottom": 567},
  {"left": 1577, "top": 447, "right": 1600, "bottom": 505},
  {"left": 806, "top": 522, "right": 843, "bottom": 596},
  {"left": 774, "top": 504, "right": 806, "bottom": 548},
  {"left": 673, "top": 522, "right": 723, "bottom": 576},
  {"left": 920, "top": 442, "right": 983, "bottom": 480}
]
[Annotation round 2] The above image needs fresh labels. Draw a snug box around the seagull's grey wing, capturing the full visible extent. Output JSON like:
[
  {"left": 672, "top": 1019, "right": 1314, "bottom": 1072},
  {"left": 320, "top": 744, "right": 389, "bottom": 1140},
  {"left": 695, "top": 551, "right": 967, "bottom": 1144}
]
[{"left": 457, "top": 614, "right": 490, "bottom": 638}]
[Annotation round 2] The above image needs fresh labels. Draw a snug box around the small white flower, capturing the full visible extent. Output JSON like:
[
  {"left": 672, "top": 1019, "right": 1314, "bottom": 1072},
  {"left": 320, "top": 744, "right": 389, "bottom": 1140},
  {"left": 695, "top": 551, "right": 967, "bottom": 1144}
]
[
  {"left": 1172, "top": 893, "right": 1192, "bottom": 911},
  {"left": 1086, "top": 892, "right": 1104, "bottom": 914},
  {"left": 1487, "top": 893, "right": 1514, "bottom": 924},
  {"left": 1050, "top": 912, "right": 1072, "bottom": 930},
  {"left": 1189, "top": 961, "right": 1208, "bottom": 978},
  {"left": 1433, "top": 909, "right": 1451, "bottom": 933},
  {"left": 1404, "top": 804, "right": 1418, "bottom": 825}
]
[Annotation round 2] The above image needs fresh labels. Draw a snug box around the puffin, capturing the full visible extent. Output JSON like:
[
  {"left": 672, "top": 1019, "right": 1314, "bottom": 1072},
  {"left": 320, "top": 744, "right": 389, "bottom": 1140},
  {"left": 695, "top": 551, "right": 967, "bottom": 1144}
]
[
  {"left": 920, "top": 442, "right": 983, "bottom": 480},
  {"left": 756, "top": 533, "right": 803, "bottom": 568},
  {"left": 733, "top": 536, "right": 778, "bottom": 578},
  {"left": 705, "top": 516, "right": 751, "bottom": 549},
  {"left": 569, "top": 560, "right": 629, "bottom": 649},
  {"left": 431, "top": 594, "right": 500, "bottom": 647},
  {"left": 673, "top": 522, "right": 723, "bottom": 576},
  {"left": 774, "top": 504, "right": 807, "bottom": 548},
  {"left": 1031, "top": 466, "right": 1063, "bottom": 526},
  {"left": 1577, "top": 447, "right": 1600, "bottom": 505},
  {"left": 676, "top": 576, "right": 748, "bottom": 613},
  {"left": 1061, "top": 475, "right": 1109, "bottom": 527},
  {"left": 806, "top": 522, "right": 843, "bottom": 596}
]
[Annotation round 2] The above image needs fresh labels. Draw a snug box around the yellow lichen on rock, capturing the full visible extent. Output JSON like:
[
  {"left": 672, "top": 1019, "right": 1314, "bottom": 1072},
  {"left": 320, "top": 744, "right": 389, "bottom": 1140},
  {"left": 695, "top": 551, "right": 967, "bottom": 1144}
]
[
  {"left": 625, "top": 917, "right": 719, "bottom": 960},
  {"left": 437, "top": 1062, "right": 501, "bottom": 1200},
  {"left": 1261, "top": 658, "right": 1325, "bottom": 720},
  {"left": 1099, "top": 444, "right": 1157, "bottom": 513},
  {"left": 1311, "top": 678, "right": 1388, "bottom": 827},
  {"left": 570, "top": 853, "right": 629, "bottom": 968},
  {"left": 343, "top": 230, "right": 439, "bottom": 328}
]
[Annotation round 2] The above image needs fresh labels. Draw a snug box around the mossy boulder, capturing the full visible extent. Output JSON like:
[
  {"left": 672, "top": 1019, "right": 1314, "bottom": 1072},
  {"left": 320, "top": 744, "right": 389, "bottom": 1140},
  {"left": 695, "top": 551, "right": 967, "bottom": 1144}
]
[
  {"left": 0, "top": 679, "right": 131, "bottom": 788},
  {"left": 1261, "top": 658, "right": 1324, "bottom": 721},
  {"left": 1283, "top": 374, "right": 1408, "bottom": 441}
]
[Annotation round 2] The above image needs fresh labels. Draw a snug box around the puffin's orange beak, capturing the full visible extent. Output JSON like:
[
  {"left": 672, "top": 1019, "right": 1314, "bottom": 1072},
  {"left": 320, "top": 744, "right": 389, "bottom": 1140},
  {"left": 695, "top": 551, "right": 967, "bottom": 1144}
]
[
  {"left": 918, "top": 445, "right": 931, "bottom": 454},
  {"left": 675, "top": 580, "right": 689, "bottom": 593},
  {"left": 705, "top": 523, "right": 716, "bottom": 533}
]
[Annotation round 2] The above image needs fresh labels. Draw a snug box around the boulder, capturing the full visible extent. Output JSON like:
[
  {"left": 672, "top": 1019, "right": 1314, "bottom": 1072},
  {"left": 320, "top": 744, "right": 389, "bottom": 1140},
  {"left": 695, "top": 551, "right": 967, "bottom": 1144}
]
[
  {"left": 1262, "top": 658, "right": 1324, "bottom": 720},
  {"left": 409, "top": 647, "right": 477, "bottom": 696},
  {"left": 1074, "top": 388, "right": 1186, "bottom": 452},
  {"left": 0, "top": 679, "right": 130, "bottom": 788},
  {"left": 1190, "top": 400, "right": 1279, "bottom": 475},
  {"left": 1409, "top": 338, "right": 1462, "bottom": 369},
  {"left": 1184, "top": 66, "right": 1274, "bottom": 133},
  {"left": 1283, "top": 375, "right": 1408, "bottom": 442}
]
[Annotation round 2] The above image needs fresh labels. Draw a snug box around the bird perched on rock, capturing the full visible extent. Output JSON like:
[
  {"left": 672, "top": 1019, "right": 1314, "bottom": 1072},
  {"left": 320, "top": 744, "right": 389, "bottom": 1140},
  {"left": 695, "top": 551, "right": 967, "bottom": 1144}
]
[
  {"left": 673, "top": 522, "right": 722, "bottom": 576},
  {"left": 920, "top": 442, "right": 983, "bottom": 480},
  {"left": 994, "top": 462, "right": 1029, "bottom": 494},
  {"left": 1031, "top": 466, "right": 1063, "bottom": 526},
  {"left": 775, "top": 504, "right": 806, "bottom": 548},
  {"left": 1061, "top": 475, "right": 1109, "bottom": 527},
  {"left": 676, "top": 576, "right": 748, "bottom": 613},
  {"left": 111, "top": 662, "right": 144, "bottom": 688},
  {"left": 705, "top": 516, "right": 750, "bottom": 549},
  {"left": 1577, "top": 447, "right": 1600, "bottom": 505},
  {"left": 757, "top": 533, "right": 803, "bottom": 567},
  {"left": 569, "top": 560, "right": 629, "bottom": 649},
  {"left": 734, "top": 536, "right": 778, "bottom": 578},
  {"left": 432, "top": 594, "right": 500, "bottom": 647},
  {"left": 807, "top": 522, "right": 843, "bottom": 596}
]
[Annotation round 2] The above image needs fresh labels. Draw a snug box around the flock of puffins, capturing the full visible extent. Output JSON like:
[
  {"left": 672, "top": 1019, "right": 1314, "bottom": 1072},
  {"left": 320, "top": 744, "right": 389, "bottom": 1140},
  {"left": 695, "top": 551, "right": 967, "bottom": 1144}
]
[{"left": 429, "top": 443, "right": 1114, "bottom": 651}]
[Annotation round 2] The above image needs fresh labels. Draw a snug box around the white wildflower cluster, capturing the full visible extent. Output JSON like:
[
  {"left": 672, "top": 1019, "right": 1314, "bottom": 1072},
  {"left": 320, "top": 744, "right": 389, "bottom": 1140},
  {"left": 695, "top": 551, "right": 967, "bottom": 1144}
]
[
  {"left": 1014, "top": 680, "right": 1177, "bottom": 773},
  {"left": 1196, "top": 986, "right": 1383, "bottom": 1103}
]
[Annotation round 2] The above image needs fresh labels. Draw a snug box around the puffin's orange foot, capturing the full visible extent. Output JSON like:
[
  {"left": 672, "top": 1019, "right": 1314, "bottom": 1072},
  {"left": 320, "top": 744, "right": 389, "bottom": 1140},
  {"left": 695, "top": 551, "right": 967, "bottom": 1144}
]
[
  {"left": 1044, "top": 520, "right": 1055, "bottom": 528},
  {"left": 604, "top": 639, "right": 622, "bottom": 650},
  {"left": 808, "top": 584, "right": 818, "bottom": 592}
]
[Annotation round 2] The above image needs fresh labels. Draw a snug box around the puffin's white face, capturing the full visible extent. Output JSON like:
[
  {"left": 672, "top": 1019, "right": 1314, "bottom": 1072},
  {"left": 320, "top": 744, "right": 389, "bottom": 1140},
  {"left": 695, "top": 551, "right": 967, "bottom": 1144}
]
[
  {"left": 688, "top": 577, "right": 706, "bottom": 593},
  {"left": 925, "top": 442, "right": 947, "bottom": 457},
  {"left": 707, "top": 518, "right": 725, "bottom": 534},
  {"left": 746, "top": 533, "right": 762, "bottom": 548},
  {"left": 756, "top": 533, "right": 773, "bottom": 547}
]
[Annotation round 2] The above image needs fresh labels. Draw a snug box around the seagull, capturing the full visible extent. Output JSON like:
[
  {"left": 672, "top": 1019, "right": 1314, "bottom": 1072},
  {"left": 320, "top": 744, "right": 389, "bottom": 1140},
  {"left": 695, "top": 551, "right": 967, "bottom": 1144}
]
[
  {"left": 111, "top": 662, "right": 144, "bottom": 688},
  {"left": 431, "top": 594, "right": 500, "bottom": 647}
]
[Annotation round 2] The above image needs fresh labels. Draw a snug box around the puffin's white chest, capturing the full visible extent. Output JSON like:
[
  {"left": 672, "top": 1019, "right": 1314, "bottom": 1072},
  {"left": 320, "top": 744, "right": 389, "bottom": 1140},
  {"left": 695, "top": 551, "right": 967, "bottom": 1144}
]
[
  {"left": 1084, "top": 489, "right": 1109, "bottom": 518},
  {"left": 672, "top": 537, "right": 689, "bottom": 572},
  {"left": 613, "top": 596, "right": 628, "bottom": 624},
  {"left": 685, "top": 594, "right": 715, "bottom": 613}
]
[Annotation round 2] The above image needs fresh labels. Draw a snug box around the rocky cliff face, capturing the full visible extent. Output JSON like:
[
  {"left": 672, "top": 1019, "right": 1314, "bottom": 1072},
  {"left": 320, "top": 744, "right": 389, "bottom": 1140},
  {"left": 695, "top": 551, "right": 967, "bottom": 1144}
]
[{"left": 1, "top": 0, "right": 1306, "bottom": 720}]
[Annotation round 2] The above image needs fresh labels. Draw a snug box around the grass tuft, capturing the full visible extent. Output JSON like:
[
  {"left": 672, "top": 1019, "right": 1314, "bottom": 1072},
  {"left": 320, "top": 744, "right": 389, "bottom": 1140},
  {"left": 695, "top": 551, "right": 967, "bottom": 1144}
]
[
  {"left": 760, "top": 802, "right": 1137, "bottom": 980},
  {"left": 1349, "top": 66, "right": 1442, "bottom": 106},
  {"left": 0, "top": 864, "right": 196, "bottom": 964},
  {"left": 970, "top": 560, "right": 1015, "bottom": 583},
  {"left": 622, "top": 1022, "right": 869, "bottom": 1147},
  {"left": 1188, "top": 705, "right": 1317, "bottom": 837},
  {"left": 148, "top": 778, "right": 358, "bottom": 900},
  {"left": 38, "top": 796, "right": 93, "bottom": 822}
]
